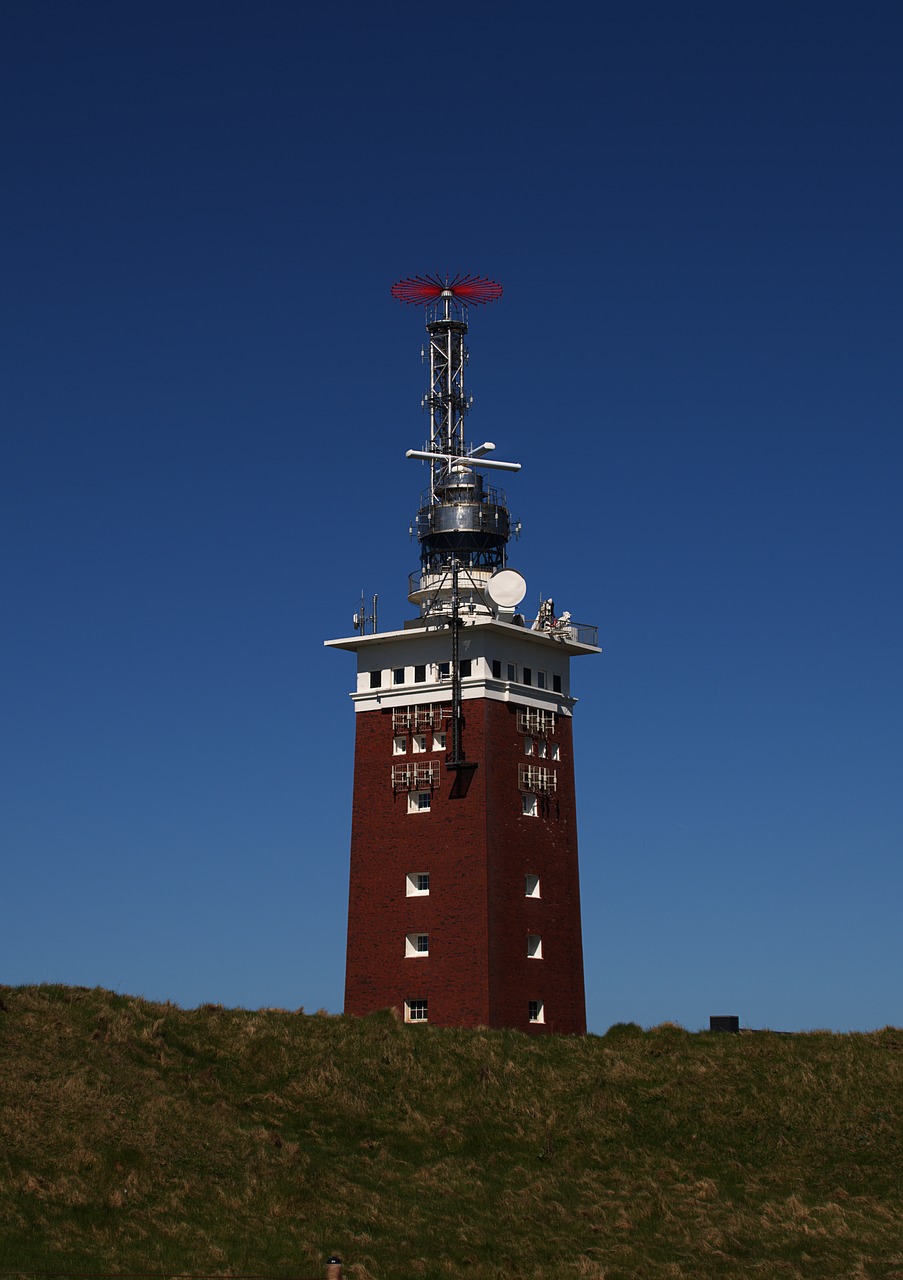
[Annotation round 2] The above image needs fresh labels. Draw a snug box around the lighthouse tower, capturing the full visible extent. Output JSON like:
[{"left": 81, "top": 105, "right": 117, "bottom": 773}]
[{"left": 326, "top": 275, "right": 599, "bottom": 1034}]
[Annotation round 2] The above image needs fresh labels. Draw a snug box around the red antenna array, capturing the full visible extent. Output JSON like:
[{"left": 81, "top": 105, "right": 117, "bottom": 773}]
[{"left": 391, "top": 272, "right": 503, "bottom": 306}]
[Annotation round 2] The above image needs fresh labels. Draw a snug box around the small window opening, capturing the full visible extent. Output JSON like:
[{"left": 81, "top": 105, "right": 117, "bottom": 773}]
[
  {"left": 537, "top": 670, "right": 547, "bottom": 689},
  {"left": 522, "top": 793, "right": 538, "bottom": 817},
  {"left": 528, "top": 1000, "right": 544, "bottom": 1024},
  {"left": 523, "top": 667, "right": 532, "bottom": 686},
  {"left": 432, "top": 731, "right": 446, "bottom": 751},
  {"left": 527, "top": 934, "right": 543, "bottom": 959},
  {"left": 393, "top": 667, "right": 405, "bottom": 685},
  {"left": 507, "top": 662, "right": 517, "bottom": 681},
  {"left": 406, "top": 872, "right": 430, "bottom": 896},
  {"left": 414, "top": 664, "right": 426, "bottom": 683},
  {"left": 459, "top": 658, "right": 472, "bottom": 677},
  {"left": 492, "top": 659, "right": 502, "bottom": 678},
  {"left": 406, "top": 999, "right": 428, "bottom": 1023},
  {"left": 369, "top": 670, "right": 382, "bottom": 689},
  {"left": 406, "top": 932, "right": 429, "bottom": 956},
  {"left": 552, "top": 674, "right": 562, "bottom": 693},
  {"left": 408, "top": 790, "right": 431, "bottom": 814},
  {"left": 393, "top": 735, "right": 406, "bottom": 756},
  {"left": 525, "top": 874, "right": 540, "bottom": 898}
]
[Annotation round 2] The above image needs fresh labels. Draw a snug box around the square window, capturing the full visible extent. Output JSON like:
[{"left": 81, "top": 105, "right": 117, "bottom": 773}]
[
  {"left": 552, "top": 674, "right": 562, "bottom": 693},
  {"left": 492, "top": 659, "right": 502, "bottom": 678},
  {"left": 527, "top": 934, "right": 543, "bottom": 959},
  {"left": 393, "top": 735, "right": 407, "bottom": 756},
  {"left": 507, "top": 663, "right": 517, "bottom": 682},
  {"left": 369, "top": 670, "right": 382, "bottom": 689},
  {"left": 537, "top": 670, "right": 546, "bottom": 690},
  {"left": 406, "top": 932, "right": 429, "bottom": 956},
  {"left": 459, "top": 659, "right": 472, "bottom": 677},
  {"left": 406, "top": 999, "right": 428, "bottom": 1022},
  {"left": 438, "top": 661, "right": 450, "bottom": 679},
  {"left": 551, "top": 743, "right": 560, "bottom": 761},
  {"left": 528, "top": 1000, "right": 544, "bottom": 1024},
  {"left": 524, "top": 737, "right": 534, "bottom": 757},
  {"left": 408, "top": 790, "right": 431, "bottom": 814},
  {"left": 522, "top": 793, "right": 538, "bottom": 818},
  {"left": 432, "top": 731, "right": 446, "bottom": 751},
  {"left": 525, "top": 874, "right": 540, "bottom": 898},
  {"left": 406, "top": 872, "right": 430, "bottom": 896},
  {"left": 412, "top": 734, "right": 427, "bottom": 753},
  {"left": 414, "top": 664, "right": 426, "bottom": 683},
  {"left": 393, "top": 667, "right": 405, "bottom": 685}
]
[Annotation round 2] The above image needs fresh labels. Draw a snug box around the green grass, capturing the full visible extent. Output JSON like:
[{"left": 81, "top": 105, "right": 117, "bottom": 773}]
[{"left": 1, "top": 986, "right": 902, "bottom": 1279}]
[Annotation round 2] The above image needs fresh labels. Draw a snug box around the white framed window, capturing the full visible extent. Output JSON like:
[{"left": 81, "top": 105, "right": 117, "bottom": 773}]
[
  {"left": 524, "top": 737, "right": 534, "bottom": 757},
  {"left": 393, "top": 735, "right": 407, "bottom": 756},
  {"left": 432, "top": 731, "right": 446, "bottom": 751},
  {"left": 406, "top": 932, "right": 429, "bottom": 957},
  {"left": 528, "top": 1000, "right": 544, "bottom": 1024},
  {"left": 522, "top": 793, "right": 538, "bottom": 817},
  {"left": 408, "top": 790, "right": 431, "bottom": 814},
  {"left": 412, "top": 734, "right": 428, "bottom": 753},
  {"left": 527, "top": 934, "right": 543, "bottom": 959},
  {"left": 438, "top": 661, "right": 450, "bottom": 679},
  {"left": 537, "top": 670, "right": 547, "bottom": 690},
  {"left": 406, "top": 871, "right": 430, "bottom": 896},
  {"left": 405, "top": 999, "right": 428, "bottom": 1023},
  {"left": 538, "top": 740, "right": 548, "bottom": 759},
  {"left": 551, "top": 743, "right": 560, "bottom": 761},
  {"left": 525, "top": 874, "right": 540, "bottom": 898}
]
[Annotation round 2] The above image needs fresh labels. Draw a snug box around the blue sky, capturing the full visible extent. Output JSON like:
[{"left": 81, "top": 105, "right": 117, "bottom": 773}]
[{"left": 2, "top": 1, "right": 901, "bottom": 1032}]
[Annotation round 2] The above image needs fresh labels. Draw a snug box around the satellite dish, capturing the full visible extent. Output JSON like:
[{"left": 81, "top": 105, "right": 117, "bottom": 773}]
[{"left": 487, "top": 568, "right": 527, "bottom": 609}]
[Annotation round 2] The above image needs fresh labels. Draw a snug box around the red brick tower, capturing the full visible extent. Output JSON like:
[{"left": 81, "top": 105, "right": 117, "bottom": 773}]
[{"left": 326, "top": 275, "right": 598, "bottom": 1034}]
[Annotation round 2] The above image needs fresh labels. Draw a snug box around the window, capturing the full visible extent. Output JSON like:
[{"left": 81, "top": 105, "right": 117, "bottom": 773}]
[
  {"left": 538, "top": 670, "right": 547, "bottom": 690},
  {"left": 551, "top": 743, "right": 560, "bottom": 761},
  {"left": 523, "top": 667, "right": 532, "bottom": 686},
  {"left": 438, "top": 661, "right": 450, "bottom": 679},
  {"left": 507, "top": 663, "right": 517, "bottom": 682},
  {"left": 405, "top": 999, "right": 428, "bottom": 1023},
  {"left": 406, "top": 932, "right": 429, "bottom": 956},
  {"left": 369, "top": 670, "right": 382, "bottom": 689},
  {"left": 432, "top": 731, "right": 446, "bottom": 751},
  {"left": 527, "top": 934, "right": 543, "bottom": 959},
  {"left": 525, "top": 874, "right": 540, "bottom": 898},
  {"left": 524, "top": 737, "right": 534, "bottom": 757},
  {"left": 522, "top": 793, "right": 538, "bottom": 817},
  {"left": 459, "top": 659, "right": 472, "bottom": 677},
  {"left": 538, "top": 740, "right": 548, "bottom": 759},
  {"left": 408, "top": 790, "right": 431, "bottom": 814},
  {"left": 528, "top": 1000, "right": 544, "bottom": 1024},
  {"left": 491, "top": 659, "right": 502, "bottom": 678},
  {"left": 406, "top": 871, "right": 430, "bottom": 896},
  {"left": 412, "top": 734, "right": 427, "bottom": 753},
  {"left": 393, "top": 667, "right": 405, "bottom": 685},
  {"left": 414, "top": 664, "right": 426, "bottom": 683},
  {"left": 552, "top": 674, "right": 562, "bottom": 693},
  {"left": 393, "top": 735, "right": 406, "bottom": 756}
]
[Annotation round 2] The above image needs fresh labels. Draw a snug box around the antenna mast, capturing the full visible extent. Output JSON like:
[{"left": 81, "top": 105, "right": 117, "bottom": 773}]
[{"left": 391, "top": 274, "right": 521, "bottom": 769}]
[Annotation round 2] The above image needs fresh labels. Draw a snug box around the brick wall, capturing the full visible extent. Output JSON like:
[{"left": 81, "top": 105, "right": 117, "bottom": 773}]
[{"left": 344, "top": 696, "right": 586, "bottom": 1034}]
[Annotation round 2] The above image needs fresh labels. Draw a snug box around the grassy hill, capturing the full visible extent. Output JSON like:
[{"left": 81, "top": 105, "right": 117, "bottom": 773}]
[{"left": 1, "top": 985, "right": 902, "bottom": 1280}]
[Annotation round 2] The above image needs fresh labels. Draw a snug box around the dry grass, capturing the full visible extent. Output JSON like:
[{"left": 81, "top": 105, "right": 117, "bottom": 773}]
[{"left": 1, "top": 987, "right": 902, "bottom": 1279}]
